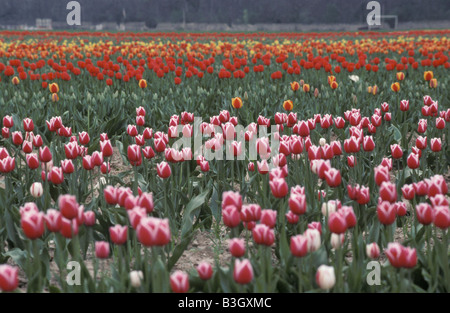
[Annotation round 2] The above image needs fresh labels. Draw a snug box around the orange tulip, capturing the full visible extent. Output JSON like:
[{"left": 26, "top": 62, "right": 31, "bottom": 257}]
[
  {"left": 51, "top": 93, "right": 59, "bottom": 102},
  {"left": 327, "top": 75, "right": 336, "bottom": 85},
  {"left": 391, "top": 82, "right": 400, "bottom": 92},
  {"left": 423, "top": 71, "right": 433, "bottom": 81},
  {"left": 303, "top": 84, "right": 310, "bottom": 92},
  {"left": 367, "top": 86, "right": 373, "bottom": 94},
  {"left": 139, "top": 79, "right": 147, "bottom": 89},
  {"left": 49, "top": 83, "right": 59, "bottom": 93},
  {"left": 12, "top": 76, "right": 20, "bottom": 85},
  {"left": 330, "top": 81, "right": 338, "bottom": 89},
  {"left": 429, "top": 78, "right": 437, "bottom": 88},
  {"left": 290, "top": 81, "right": 300, "bottom": 92},
  {"left": 372, "top": 85, "right": 378, "bottom": 95},
  {"left": 232, "top": 97, "right": 243, "bottom": 109},
  {"left": 282, "top": 100, "right": 293, "bottom": 111},
  {"left": 396, "top": 72, "right": 405, "bottom": 81}
]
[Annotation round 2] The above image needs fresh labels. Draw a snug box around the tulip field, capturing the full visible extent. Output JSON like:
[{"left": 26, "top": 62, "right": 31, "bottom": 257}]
[{"left": 0, "top": 29, "right": 449, "bottom": 294}]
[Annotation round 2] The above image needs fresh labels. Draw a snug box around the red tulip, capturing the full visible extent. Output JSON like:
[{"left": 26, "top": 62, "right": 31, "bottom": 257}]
[
  {"left": 407, "top": 153, "right": 420, "bottom": 169},
  {"left": 385, "top": 243, "right": 404, "bottom": 268},
  {"left": 2, "top": 116, "right": 13, "bottom": 128},
  {"left": 39, "top": 146, "right": 52, "bottom": 163},
  {"left": 413, "top": 181, "right": 428, "bottom": 196},
  {"left": 307, "top": 222, "right": 322, "bottom": 235},
  {"left": 435, "top": 117, "right": 445, "bottom": 130},
  {"left": 170, "top": 271, "right": 190, "bottom": 293},
  {"left": 82, "top": 155, "right": 94, "bottom": 170},
  {"left": 0, "top": 265, "right": 19, "bottom": 292},
  {"left": 377, "top": 201, "right": 396, "bottom": 225},
  {"left": 127, "top": 144, "right": 142, "bottom": 166},
  {"left": 156, "top": 161, "right": 171, "bottom": 178},
  {"left": 100, "top": 140, "right": 113, "bottom": 157},
  {"left": 357, "top": 186, "right": 370, "bottom": 205},
  {"left": 379, "top": 181, "right": 397, "bottom": 203},
  {"left": 104, "top": 186, "right": 117, "bottom": 205},
  {"left": 143, "top": 127, "right": 153, "bottom": 140},
  {"left": 136, "top": 217, "right": 171, "bottom": 247},
  {"left": 290, "top": 235, "right": 309, "bottom": 257},
  {"left": 416, "top": 203, "right": 433, "bottom": 225},
  {"left": 417, "top": 119, "right": 427, "bottom": 133},
  {"left": 433, "top": 206, "right": 450, "bottom": 229},
  {"left": 44, "top": 209, "right": 62, "bottom": 232},
  {"left": 136, "top": 115, "right": 145, "bottom": 127},
  {"left": 78, "top": 131, "right": 90, "bottom": 145},
  {"left": 430, "top": 138, "right": 441, "bottom": 152},
  {"left": 430, "top": 194, "right": 449, "bottom": 207},
  {"left": 60, "top": 217, "right": 79, "bottom": 238},
  {"left": 325, "top": 168, "right": 341, "bottom": 187},
  {"left": 12, "top": 131, "right": 23, "bottom": 146},
  {"left": 109, "top": 225, "right": 128, "bottom": 245},
  {"left": 58, "top": 194, "right": 79, "bottom": 220},
  {"left": 269, "top": 177, "right": 288, "bottom": 198},
  {"left": 83, "top": 211, "right": 96, "bottom": 226},
  {"left": 233, "top": 259, "right": 253, "bottom": 285},
  {"left": 363, "top": 136, "right": 375, "bottom": 152},
  {"left": 229, "top": 238, "right": 245, "bottom": 257},
  {"left": 328, "top": 211, "right": 347, "bottom": 234},
  {"left": 415, "top": 136, "right": 427, "bottom": 150},
  {"left": 21, "top": 140, "right": 32, "bottom": 154},
  {"left": 26, "top": 153, "right": 39, "bottom": 170},
  {"left": 138, "top": 192, "right": 154, "bottom": 213},
  {"left": 289, "top": 193, "right": 307, "bottom": 215},
  {"left": 344, "top": 136, "right": 360, "bottom": 153},
  {"left": 366, "top": 242, "right": 380, "bottom": 259},
  {"left": 64, "top": 142, "right": 78, "bottom": 159},
  {"left": 399, "top": 100, "right": 409, "bottom": 111},
  {"left": 196, "top": 261, "right": 213, "bottom": 280},
  {"left": 2, "top": 127, "right": 9, "bottom": 138},
  {"left": 222, "top": 205, "right": 241, "bottom": 228},
  {"left": 286, "top": 211, "right": 299, "bottom": 224},
  {"left": 61, "top": 159, "right": 74, "bottom": 174},
  {"left": 334, "top": 117, "right": 345, "bottom": 129},
  {"left": 142, "top": 146, "right": 155, "bottom": 159},
  {"left": 221, "top": 191, "right": 242, "bottom": 211},
  {"left": 127, "top": 125, "right": 138, "bottom": 137},
  {"left": 252, "top": 224, "right": 275, "bottom": 246},
  {"left": 21, "top": 211, "right": 45, "bottom": 239},
  {"left": 127, "top": 206, "right": 146, "bottom": 229},
  {"left": 426, "top": 175, "right": 448, "bottom": 197},
  {"left": 260, "top": 209, "right": 277, "bottom": 229},
  {"left": 390, "top": 144, "right": 403, "bottom": 159},
  {"left": 48, "top": 167, "right": 64, "bottom": 184},
  {"left": 95, "top": 241, "right": 110, "bottom": 259},
  {"left": 394, "top": 201, "right": 407, "bottom": 217},
  {"left": 401, "top": 184, "right": 415, "bottom": 200}
]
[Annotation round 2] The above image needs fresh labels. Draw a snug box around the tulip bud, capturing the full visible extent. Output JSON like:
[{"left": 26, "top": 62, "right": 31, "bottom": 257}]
[
  {"left": 170, "top": 271, "right": 189, "bottom": 293},
  {"left": 233, "top": 259, "right": 253, "bottom": 285},
  {"left": 129, "top": 270, "right": 144, "bottom": 288},
  {"left": 196, "top": 261, "right": 213, "bottom": 281},
  {"left": 30, "top": 182, "right": 43, "bottom": 198},
  {"left": 316, "top": 265, "right": 335, "bottom": 290},
  {"left": 95, "top": 241, "right": 110, "bottom": 259},
  {"left": 0, "top": 265, "right": 19, "bottom": 292},
  {"left": 366, "top": 242, "right": 380, "bottom": 259}
]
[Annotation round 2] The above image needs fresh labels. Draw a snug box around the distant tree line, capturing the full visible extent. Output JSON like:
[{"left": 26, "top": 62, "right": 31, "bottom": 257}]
[{"left": 0, "top": 0, "right": 448, "bottom": 27}]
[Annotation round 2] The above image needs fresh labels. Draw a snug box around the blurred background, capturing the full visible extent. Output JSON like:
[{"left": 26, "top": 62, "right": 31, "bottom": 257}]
[{"left": 0, "top": 0, "right": 449, "bottom": 31}]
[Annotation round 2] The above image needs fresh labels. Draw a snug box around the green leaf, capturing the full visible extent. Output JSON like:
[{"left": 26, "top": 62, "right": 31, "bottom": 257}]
[
  {"left": 180, "top": 189, "right": 210, "bottom": 238},
  {"left": 168, "top": 231, "right": 195, "bottom": 271},
  {"left": 48, "top": 285, "right": 62, "bottom": 293},
  {"left": 2, "top": 248, "right": 27, "bottom": 269},
  {"left": 388, "top": 125, "right": 402, "bottom": 142}
]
